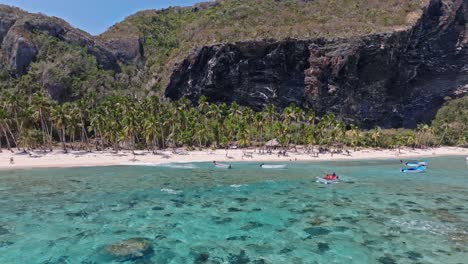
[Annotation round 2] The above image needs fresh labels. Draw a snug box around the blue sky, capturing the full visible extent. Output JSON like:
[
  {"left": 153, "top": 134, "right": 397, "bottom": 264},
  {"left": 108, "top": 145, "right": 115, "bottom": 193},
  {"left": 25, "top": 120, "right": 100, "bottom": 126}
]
[{"left": 0, "top": 0, "right": 201, "bottom": 35}]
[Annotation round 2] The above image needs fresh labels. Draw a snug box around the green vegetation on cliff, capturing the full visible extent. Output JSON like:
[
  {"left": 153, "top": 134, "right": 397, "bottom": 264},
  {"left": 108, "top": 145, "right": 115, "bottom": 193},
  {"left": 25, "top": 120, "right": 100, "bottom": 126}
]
[{"left": 432, "top": 97, "right": 468, "bottom": 145}]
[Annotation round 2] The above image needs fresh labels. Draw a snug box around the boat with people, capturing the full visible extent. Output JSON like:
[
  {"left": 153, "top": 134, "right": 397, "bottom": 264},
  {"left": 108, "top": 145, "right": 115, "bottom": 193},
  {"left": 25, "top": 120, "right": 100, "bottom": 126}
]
[
  {"left": 316, "top": 173, "right": 339, "bottom": 184},
  {"left": 400, "top": 165, "right": 427, "bottom": 173},
  {"left": 259, "top": 163, "right": 287, "bottom": 169},
  {"left": 213, "top": 161, "right": 232, "bottom": 169}
]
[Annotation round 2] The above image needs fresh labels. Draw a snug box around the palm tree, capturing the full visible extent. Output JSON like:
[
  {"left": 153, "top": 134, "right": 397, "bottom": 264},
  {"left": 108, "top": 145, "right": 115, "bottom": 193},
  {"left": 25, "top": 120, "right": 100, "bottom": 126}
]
[
  {"left": 89, "top": 109, "right": 105, "bottom": 151},
  {"left": 370, "top": 127, "right": 382, "bottom": 148},
  {"left": 50, "top": 103, "right": 71, "bottom": 152},
  {"left": 254, "top": 112, "right": 265, "bottom": 151},
  {"left": 350, "top": 124, "right": 360, "bottom": 151},
  {"left": 207, "top": 104, "right": 223, "bottom": 148},
  {"left": 3, "top": 92, "right": 25, "bottom": 148},
  {"left": 76, "top": 99, "right": 91, "bottom": 151},
  {"left": 264, "top": 104, "right": 277, "bottom": 139},
  {"left": 0, "top": 108, "right": 13, "bottom": 151}
]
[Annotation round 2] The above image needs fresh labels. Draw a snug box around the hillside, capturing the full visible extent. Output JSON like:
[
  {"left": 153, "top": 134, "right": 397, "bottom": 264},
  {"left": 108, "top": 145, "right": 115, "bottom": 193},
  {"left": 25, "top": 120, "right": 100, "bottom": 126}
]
[
  {"left": 0, "top": 0, "right": 466, "bottom": 128},
  {"left": 99, "top": 0, "right": 428, "bottom": 91},
  {"left": 0, "top": 4, "right": 119, "bottom": 101}
]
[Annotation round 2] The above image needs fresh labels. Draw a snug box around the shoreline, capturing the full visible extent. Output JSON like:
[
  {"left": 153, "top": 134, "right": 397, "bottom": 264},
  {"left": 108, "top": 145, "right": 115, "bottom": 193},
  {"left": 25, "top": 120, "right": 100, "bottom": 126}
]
[{"left": 0, "top": 147, "right": 466, "bottom": 170}]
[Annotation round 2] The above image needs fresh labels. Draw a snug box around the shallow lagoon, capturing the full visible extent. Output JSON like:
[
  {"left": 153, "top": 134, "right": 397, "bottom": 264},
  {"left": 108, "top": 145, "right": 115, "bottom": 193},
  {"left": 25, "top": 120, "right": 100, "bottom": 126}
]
[{"left": 0, "top": 157, "right": 467, "bottom": 263}]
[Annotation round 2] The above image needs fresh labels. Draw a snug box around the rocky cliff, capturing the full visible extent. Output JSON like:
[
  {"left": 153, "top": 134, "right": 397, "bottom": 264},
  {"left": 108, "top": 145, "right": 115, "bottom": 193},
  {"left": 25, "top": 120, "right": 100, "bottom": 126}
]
[
  {"left": 166, "top": 0, "right": 467, "bottom": 128},
  {"left": 0, "top": 5, "right": 119, "bottom": 76},
  {"left": 0, "top": 0, "right": 466, "bottom": 128}
]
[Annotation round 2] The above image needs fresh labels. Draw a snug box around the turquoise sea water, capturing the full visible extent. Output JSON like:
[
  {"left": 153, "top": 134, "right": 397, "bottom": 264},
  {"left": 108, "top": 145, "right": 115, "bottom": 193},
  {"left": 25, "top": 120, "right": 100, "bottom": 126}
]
[{"left": 0, "top": 157, "right": 467, "bottom": 264}]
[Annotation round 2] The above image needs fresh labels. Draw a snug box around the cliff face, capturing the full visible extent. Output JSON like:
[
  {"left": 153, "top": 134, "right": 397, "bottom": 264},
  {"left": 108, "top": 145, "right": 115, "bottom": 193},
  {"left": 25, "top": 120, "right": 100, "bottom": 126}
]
[{"left": 166, "top": 0, "right": 467, "bottom": 128}]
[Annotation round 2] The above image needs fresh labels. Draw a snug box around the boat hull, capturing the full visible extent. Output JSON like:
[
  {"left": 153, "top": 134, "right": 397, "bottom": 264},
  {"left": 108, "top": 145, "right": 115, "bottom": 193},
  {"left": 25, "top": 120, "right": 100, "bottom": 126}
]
[
  {"left": 401, "top": 166, "right": 426, "bottom": 173},
  {"left": 316, "top": 177, "right": 339, "bottom": 184},
  {"left": 261, "top": 165, "right": 287, "bottom": 169}
]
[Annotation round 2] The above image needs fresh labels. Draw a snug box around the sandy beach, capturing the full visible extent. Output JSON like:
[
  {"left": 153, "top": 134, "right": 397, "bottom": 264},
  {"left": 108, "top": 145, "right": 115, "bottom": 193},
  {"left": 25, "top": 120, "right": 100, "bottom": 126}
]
[{"left": 0, "top": 147, "right": 466, "bottom": 170}]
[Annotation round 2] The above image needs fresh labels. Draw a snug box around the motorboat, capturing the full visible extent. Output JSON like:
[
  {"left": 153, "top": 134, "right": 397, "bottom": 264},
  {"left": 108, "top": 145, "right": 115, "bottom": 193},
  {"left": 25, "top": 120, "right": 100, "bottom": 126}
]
[
  {"left": 213, "top": 162, "right": 232, "bottom": 169},
  {"left": 260, "top": 164, "right": 287, "bottom": 169},
  {"left": 405, "top": 161, "right": 428, "bottom": 167},
  {"left": 316, "top": 174, "right": 339, "bottom": 184},
  {"left": 401, "top": 165, "right": 426, "bottom": 173}
]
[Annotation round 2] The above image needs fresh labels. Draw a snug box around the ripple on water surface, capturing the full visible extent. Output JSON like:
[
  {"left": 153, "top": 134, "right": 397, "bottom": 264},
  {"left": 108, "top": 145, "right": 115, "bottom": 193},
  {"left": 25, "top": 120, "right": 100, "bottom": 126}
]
[{"left": 0, "top": 157, "right": 467, "bottom": 263}]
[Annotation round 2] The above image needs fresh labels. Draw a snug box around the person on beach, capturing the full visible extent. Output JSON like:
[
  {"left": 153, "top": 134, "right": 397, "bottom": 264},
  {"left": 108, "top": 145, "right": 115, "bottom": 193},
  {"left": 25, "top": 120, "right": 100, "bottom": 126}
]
[{"left": 9, "top": 157, "right": 14, "bottom": 164}]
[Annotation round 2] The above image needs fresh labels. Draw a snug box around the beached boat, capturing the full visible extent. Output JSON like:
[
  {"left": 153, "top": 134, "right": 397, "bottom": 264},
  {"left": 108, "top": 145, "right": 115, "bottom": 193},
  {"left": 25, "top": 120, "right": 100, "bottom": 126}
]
[
  {"left": 406, "top": 161, "right": 428, "bottom": 167},
  {"left": 260, "top": 164, "right": 287, "bottom": 169},
  {"left": 401, "top": 165, "right": 426, "bottom": 173},
  {"left": 214, "top": 162, "right": 232, "bottom": 169}
]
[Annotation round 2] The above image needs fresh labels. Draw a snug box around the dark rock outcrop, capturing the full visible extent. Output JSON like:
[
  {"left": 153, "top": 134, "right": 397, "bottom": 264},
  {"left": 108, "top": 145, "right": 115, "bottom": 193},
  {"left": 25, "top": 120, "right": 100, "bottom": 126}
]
[
  {"left": 166, "top": 39, "right": 310, "bottom": 110},
  {"left": 1, "top": 28, "right": 37, "bottom": 76},
  {"left": 166, "top": 0, "right": 467, "bottom": 128},
  {"left": 102, "top": 36, "right": 143, "bottom": 62}
]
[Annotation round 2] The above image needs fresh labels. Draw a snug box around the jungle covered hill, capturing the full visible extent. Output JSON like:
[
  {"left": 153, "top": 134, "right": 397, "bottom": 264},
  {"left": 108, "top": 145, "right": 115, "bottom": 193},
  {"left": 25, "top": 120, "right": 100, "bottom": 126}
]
[
  {"left": 0, "top": 0, "right": 466, "bottom": 129},
  {"left": 1, "top": 0, "right": 428, "bottom": 97}
]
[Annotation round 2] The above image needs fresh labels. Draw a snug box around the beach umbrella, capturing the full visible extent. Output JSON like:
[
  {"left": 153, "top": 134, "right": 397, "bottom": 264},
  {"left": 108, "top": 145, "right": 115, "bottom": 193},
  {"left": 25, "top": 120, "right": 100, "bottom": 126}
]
[{"left": 265, "top": 139, "right": 280, "bottom": 147}]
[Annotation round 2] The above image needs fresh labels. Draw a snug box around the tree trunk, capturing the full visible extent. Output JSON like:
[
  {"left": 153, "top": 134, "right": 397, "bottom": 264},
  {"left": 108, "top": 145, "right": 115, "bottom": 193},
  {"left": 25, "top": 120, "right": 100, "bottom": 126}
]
[
  {"left": 2, "top": 127, "right": 11, "bottom": 150},
  {"left": 61, "top": 128, "right": 67, "bottom": 153}
]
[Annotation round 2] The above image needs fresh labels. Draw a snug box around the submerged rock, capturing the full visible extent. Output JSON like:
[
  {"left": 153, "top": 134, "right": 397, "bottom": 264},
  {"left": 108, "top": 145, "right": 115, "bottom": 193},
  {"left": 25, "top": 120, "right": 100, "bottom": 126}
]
[
  {"left": 406, "top": 251, "right": 423, "bottom": 261},
  {"left": 0, "top": 241, "right": 13, "bottom": 248},
  {"left": 105, "top": 237, "right": 153, "bottom": 260},
  {"left": 378, "top": 256, "right": 397, "bottom": 264},
  {"left": 194, "top": 252, "right": 210, "bottom": 263},
  {"left": 424, "top": 208, "right": 461, "bottom": 223},
  {"left": 226, "top": 235, "right": 250, "bottom": 241},
  {"left": 450, "top": 232, "right": 468, "bottom": 243},
  {"left": 228, "top": 250, "right": 250, "bottom": 264},
  {"left": 213, "top": 217, "right": 233, "bottom": 224},
  {"left": 317, "top": 242, "right": 330, "bottom": 253},
  {"left": 241, "top": 221, "right": 264, "bottom": 231},
  {"left": 303, "top": 227, "right": 331, "bottom": 237},
  {"left": 234, "top": 197, "right": 248, "bottom": 203},
  {"left": 308, "top": 217, "right": 325, "bottom": 226},
  {"left": 0, "top": 226, "right": 10, "bottom": 235}
]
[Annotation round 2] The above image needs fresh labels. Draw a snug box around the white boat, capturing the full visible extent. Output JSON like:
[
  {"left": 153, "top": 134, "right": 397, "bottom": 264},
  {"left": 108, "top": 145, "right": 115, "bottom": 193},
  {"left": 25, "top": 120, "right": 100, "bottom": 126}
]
[
  {"left": 406, "top": 161, "right": 428, "bottom": 167},
  {"left": 214, "top": 162, "right": 232, "bottom": 169},
  {"left": 260, "top": 164, "right": 287, "bottom": 169}
]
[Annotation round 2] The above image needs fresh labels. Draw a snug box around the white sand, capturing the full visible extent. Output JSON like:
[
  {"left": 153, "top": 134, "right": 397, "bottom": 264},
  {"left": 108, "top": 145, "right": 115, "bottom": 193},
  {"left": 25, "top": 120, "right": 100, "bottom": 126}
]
[
  {"left": 0, "top": 147, "right": 468, "bottom": 169},
  {"left": 0, "top": 147, "right": 466, "bottom": 170}
]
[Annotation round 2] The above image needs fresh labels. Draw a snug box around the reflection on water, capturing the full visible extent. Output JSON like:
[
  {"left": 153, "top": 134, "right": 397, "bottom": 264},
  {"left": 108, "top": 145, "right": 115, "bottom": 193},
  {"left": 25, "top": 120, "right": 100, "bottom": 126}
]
[{"left": 0, "top": 157, "right": 467, "bottom": 263}]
